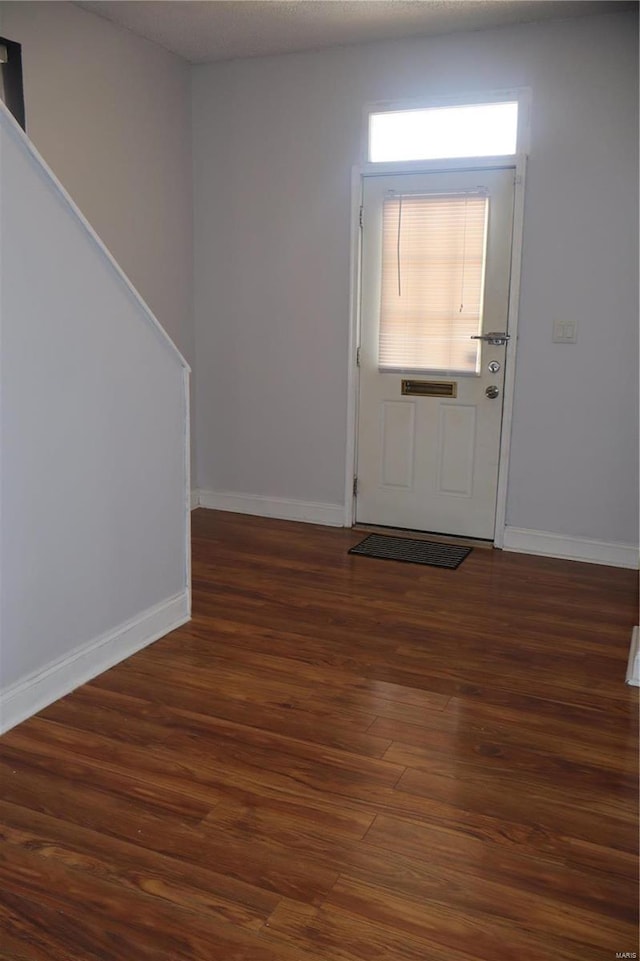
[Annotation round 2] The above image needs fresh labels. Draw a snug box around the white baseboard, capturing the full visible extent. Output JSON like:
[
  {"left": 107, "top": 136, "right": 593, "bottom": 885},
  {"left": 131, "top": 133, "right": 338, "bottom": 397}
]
[
  {"left": 190, "top": 490, "right": 200, "bottom": 510},
  {"left": 0, "top": 590, "right": 190, "bottom": 735},
  {"left": 626, "top": 626, "right": 640, "bottom": 687},
  {"left": 502, "top": 527, "right": 639, "bottom": 570},
  {"left": 197, "top": 488, "right": 344, "bottom": 527}
]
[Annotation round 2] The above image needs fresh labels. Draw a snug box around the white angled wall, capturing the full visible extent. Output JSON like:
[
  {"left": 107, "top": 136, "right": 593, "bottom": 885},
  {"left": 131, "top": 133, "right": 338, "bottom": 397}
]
[
  {"left": 0, "top": 0, "right": 197, "bottom": 473},
  {"left": 192, "top": 11, "right": 638, "bottom": 553},
  {"left": 0, "top": 0, "right": 193, "bottom": 364},
  {"left": 0, "top": 106, "right": 190, "bottom": 731}
]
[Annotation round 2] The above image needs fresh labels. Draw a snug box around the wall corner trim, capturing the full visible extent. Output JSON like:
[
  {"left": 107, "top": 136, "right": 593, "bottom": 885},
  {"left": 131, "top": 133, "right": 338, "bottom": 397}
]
[
  {"left": 626, "top": 626, "right": 640, "bottom": 687},
  {"left": 502, "top": 526, "right": 639, "bottom": 570},
  {"left": 0, "top": 591, "right": 190, "bottom": 735},
  {"left": 197, "top": 489, "right": 344, "bottom": 527}
]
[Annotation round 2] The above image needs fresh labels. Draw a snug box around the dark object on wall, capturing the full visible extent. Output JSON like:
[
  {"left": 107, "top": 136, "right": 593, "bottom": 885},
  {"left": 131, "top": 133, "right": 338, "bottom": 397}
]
[{"left": 0, "top": 36, "right": 25, "bottom": 131}]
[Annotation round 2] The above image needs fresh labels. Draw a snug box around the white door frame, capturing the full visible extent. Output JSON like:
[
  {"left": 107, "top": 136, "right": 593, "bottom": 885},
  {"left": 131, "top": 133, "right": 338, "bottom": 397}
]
[{"left": 343, "top": 151, "right": 528, "bottom": 548}]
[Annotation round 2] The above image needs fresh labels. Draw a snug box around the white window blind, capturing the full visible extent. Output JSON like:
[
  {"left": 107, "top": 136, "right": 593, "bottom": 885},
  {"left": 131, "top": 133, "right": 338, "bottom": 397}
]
[{"left": 378, "top": 192, "right": 488, "bottom": 373}]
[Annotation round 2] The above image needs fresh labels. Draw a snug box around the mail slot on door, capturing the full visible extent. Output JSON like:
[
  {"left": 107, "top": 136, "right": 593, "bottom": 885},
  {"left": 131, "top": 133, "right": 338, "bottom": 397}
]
[{"left": 401, "top": 380, "right": 457, "bottom": 398}]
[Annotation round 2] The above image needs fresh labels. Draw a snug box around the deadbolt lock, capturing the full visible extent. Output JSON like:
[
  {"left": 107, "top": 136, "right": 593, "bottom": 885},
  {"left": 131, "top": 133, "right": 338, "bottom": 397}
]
[
  {"left": 485, "top": 385, "right": 500, "bottom": 399},
  {"left": 488, "top": 361, "right": 501, "bottom": 373}
]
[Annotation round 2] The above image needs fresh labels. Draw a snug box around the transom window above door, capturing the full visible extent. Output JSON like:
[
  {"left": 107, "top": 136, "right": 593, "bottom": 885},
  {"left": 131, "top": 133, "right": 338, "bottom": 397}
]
[{"left": 368, "top": 101, "right": 519, "bottom": 163}]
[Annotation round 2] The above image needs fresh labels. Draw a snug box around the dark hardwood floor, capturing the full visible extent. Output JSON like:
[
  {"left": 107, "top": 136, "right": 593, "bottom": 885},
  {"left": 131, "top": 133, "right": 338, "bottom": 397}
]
[{"left": 1, "top": 508, "right": 638, "bottom": 960}]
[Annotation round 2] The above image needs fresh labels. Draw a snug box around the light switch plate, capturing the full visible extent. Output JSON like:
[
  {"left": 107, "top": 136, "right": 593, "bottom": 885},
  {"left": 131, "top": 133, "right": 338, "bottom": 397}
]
[{"left": 552, "top": 320, "right": 577, "bottom": 344}]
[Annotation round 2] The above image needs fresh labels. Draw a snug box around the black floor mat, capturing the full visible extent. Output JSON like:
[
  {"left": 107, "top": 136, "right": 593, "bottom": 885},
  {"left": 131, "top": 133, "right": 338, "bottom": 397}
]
[{"left": 348, "top": 533, "right": 472, "bottom": 569}]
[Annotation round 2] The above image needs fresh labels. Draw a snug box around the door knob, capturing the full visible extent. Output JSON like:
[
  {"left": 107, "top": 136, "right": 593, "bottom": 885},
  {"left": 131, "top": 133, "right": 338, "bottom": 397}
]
[{"left": 485, "top": 385, "right": 500, "bottom": 399}]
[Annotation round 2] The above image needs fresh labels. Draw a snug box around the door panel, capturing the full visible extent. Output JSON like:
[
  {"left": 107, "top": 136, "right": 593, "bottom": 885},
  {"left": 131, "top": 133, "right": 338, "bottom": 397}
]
[
  {"left": 356, "top": 168, "right": 515, "bottom": 539},
  {"left": 437, "top": 404, "right": 476, "bottom": 497},
  {"left": 381, "top": 401, "right": 416, "bottom": 488}
]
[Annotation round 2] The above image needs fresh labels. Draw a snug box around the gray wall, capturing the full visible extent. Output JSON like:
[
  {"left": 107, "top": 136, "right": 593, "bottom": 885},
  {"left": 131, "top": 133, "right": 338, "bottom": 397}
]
[
  {"left": 192, "top": 11, "right": 638, "bottom": 545},
  {"left": 1, "top": 105, "right": 189, "bottom": 707},
  {"left": 0, "top": 0, "right": 194, "bottom": 366},
  {"left": 0, "top": 2, "right": 193, "bottom": 729}
]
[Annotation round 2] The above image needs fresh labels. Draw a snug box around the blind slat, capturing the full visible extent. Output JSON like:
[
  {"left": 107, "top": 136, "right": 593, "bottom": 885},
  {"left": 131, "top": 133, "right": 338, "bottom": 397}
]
[{"left": 379, "top": 194, "right": 488, "bottom": 372}]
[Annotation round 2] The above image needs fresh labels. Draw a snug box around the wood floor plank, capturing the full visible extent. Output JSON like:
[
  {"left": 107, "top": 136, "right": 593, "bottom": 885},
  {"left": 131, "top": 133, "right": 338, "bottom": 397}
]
[
  {"left": 0, "top": 508, "right": 637, "bottom": 960},
  {"left": 202, "top": 795, "right": 636, "bottom": 941},
  {"left": 97, "top": 644, "right": 452, "bottom": 725},
  {"left": 0, "top": 895, "right": 110, "bottom": 961},
  {"left": 395, "top": 764, "right": 636, "bottom": 852},
  {"left": 44, "top": 681, "right": 395, "bottom": 760},
  {"left": 323, "top": 875, "right": 635, "bottom": 960},
  {"left": 203, "top": 787, "right": 638, "bottom": 916},
  {"left": 22, "top": 706, "right": 406, "bottom": 799},
  {"left": 263, "top": 898, "right": 478, "bottom": 961},
  {"left": 0, "top": 800, "right": 280, "bottom": 931},
  {"left": 384, "top": 740, "right": 637, "bottom": 819},
  {"left": 369, "top": 704, "right": 638, "bottom": 772},
  {"left": 0, "top": 753, "right": 341, "bottom": 906},
  {"left": 0, "top": 732, "right": 215, "bottom": 821},
  {"left": 150, "top": 636, "right": 454, "bottom": 718},
  {"left": 187, "top": 589, "right": 636, "bottom": 711},
  {"left": 23, "top": 707, "right": 633, "bottom": 856},
  {"left": 0, "top": 843, "right": 325, "bottom": 961},
  {"left": 363, "top": 812, "right": 638, "bottom": 915}
]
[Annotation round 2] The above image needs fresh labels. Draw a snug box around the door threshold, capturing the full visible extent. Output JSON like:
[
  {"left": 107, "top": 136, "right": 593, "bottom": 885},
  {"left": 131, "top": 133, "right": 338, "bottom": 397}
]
[{"left": 353, "top": 523, "right": 494, "bottom": 550}]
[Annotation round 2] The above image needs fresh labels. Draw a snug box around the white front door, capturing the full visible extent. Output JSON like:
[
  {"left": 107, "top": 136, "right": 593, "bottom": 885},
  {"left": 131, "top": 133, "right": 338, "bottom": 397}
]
[{"left": 356, "top": 168, "right": 515, "bottom": 539}]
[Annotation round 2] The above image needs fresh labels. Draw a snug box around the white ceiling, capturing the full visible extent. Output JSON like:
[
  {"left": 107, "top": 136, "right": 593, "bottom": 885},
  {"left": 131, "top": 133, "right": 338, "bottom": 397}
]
[{"left": 75, "top": 0, "right": 637, "bottom": 64}]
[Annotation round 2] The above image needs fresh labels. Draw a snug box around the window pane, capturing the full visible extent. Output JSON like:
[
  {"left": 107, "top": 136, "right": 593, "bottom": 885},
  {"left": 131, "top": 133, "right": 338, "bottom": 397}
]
[
  {"left": 378, "top": 193, "right": 488, "bottom": 373},
  {"left": 369, "top": 102, "right": 518, "bottom": 163}
]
